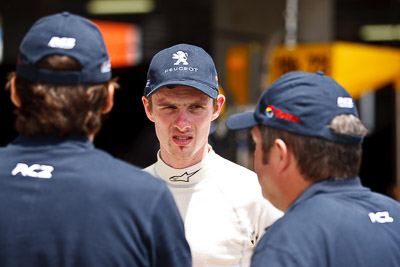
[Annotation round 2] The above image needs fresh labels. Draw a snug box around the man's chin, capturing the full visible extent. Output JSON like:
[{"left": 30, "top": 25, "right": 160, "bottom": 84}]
[{"left": 170, "top": 146, "right": 194, "bottom": 160}]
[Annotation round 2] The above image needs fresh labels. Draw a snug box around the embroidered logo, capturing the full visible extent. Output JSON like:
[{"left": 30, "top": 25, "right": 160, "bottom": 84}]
[
  {"left": 169, "top": 169, "right": 201, "bottom": 182},
  {"left": 48, "top": 36, "right": 76, "bottom": 49},
  {"left": 368, "top": 211, "right": 394, "bottom": 224},
  {"left": 265, "top": 105, "right": 300, "bottom": 123},
  {"left": 11, "top": 163, "right": 54, "bottom": 179},
  {"left": 101, "top": 60, "right": 111, "bottom": 73},
  {"left": 337, "top": 97, "right": 354, "bottom": 108},
  {"left": 172, "top": 51, "right": 189, "bottom": 65}
]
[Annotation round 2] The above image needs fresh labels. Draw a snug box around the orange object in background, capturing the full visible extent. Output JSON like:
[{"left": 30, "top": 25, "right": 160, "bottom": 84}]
[
  {"left": 226, "top": 46, "right": 250, "bottom": 105},
  {"left": 269, "top": 42, "right": 400, "bottom": 100},
  {"left": 91, "top": 20, "right": 141, "bottom": 68}
]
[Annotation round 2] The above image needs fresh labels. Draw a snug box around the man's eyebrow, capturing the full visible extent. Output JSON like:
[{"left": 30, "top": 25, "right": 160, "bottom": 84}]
[
  {"left": 156, "top": 101, "right": 174, "bottom": 106},
  {"left": 152, "top": 97, "right": 171, "bottom": 105},
  {"left": 156, "top": 99, "right": 209, "bottom": 106},
  {"left": 190, "top": 101, "right": 208, "bottom": 106}
]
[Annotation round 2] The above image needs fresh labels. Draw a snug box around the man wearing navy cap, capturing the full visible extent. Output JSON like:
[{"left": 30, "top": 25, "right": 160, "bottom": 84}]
[
  {"left": 141, "top": 43, "right": 282, "bottom": 266},
  {"left": 226, "top": 71, "right": 400, "bottom": 266},
  {"left": 1, "top": 12, "right": 191, "bottom": 267}
]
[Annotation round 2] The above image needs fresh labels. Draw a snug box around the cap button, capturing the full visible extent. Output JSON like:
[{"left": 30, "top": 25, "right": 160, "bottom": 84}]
[
  {"left": 62, "top": 11, "right": 70, "bottom": 16},
  {"left": 316, "top": 71, "right": 324, "bottom": 76}
]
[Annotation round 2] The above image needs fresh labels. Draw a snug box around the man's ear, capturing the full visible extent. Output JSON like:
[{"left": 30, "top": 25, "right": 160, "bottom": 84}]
[
  {"left": 274, "top": 138, "right": 291, "bottom": 173},
  {"left": 102, "top": 82, "right": 115, "bottom": 114},
  {"left": 142, "top": 96, "right": 155, "bottom": 122},
  {"left": 211, "top": 94, "right": 226, "bottom": 121},
  {"left": 10, "top": 75, "right": 21, "bottom": 107}
]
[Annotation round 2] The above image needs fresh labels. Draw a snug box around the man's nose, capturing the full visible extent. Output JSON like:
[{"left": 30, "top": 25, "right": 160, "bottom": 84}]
[{"left": 174, "top": 111, "right": 191, "bottom": 131}]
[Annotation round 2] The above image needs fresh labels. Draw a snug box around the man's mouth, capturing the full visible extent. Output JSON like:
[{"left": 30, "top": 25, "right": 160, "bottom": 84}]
[
  {"left": 173, "top": 135, "right": 193, "bottom": 145},
  {"left": 174, "top": 136, "right": 191, "bottom": 140}
]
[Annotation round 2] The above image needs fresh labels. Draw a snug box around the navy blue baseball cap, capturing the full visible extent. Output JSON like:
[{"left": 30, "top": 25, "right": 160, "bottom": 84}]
[
  {"left": 226, "top": 71, "right": 363, "bottom": 146},
  {"left": 16, "top": 12, "right": 111, "bottom": 84},
  {"left": 144, "top": 44, "right": 219, "bottom": 99}
]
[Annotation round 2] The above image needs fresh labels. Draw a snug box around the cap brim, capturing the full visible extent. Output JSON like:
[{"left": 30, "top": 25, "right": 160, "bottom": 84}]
[
  {"left": 225, "top": 112, "right": 258, "bottom": 130},
  {"left": 146, "top": 80, "right": 218, "bottom": 99}
]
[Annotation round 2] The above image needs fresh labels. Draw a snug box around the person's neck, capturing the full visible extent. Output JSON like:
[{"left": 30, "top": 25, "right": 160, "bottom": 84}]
[
  {"left": 160, "top": 145, "right": 210, "bottom": 169},
  {"left": 281, "top": 170, "right": 313, "bottom": 212}
]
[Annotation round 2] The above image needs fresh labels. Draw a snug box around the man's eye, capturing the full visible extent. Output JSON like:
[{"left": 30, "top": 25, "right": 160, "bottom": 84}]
[
  {"left": 191, "top": 105, "right": 203, "bottom": 109},
  {"left": 163, "top": 106, "right": 176, "bottom": 109}
]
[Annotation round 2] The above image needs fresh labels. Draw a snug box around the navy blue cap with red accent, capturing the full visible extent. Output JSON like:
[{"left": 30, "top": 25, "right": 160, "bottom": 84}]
[{"left": 226, "top": 71, "right": 364, "bottom": 146}]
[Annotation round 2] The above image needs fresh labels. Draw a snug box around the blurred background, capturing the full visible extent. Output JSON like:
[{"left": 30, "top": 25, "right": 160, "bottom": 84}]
[{"left": 1, "top": 0, "right": 400, "bottom": 200}]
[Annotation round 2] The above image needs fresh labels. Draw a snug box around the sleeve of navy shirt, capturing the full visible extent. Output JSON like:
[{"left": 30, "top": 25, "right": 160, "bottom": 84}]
[
  {"left": 250, "top": 221, "right": 305, "bottom": 267},
  {"left": 151, "top": 184, "right": 192, "bottom": 266}
]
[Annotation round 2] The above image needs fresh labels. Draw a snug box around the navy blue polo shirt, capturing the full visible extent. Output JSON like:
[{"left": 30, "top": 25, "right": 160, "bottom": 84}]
[
  {"left": 251, "top": 177, "right": 400, "bottom": 267},
  {"left": 0, "top": 135, "right": 191, "bottom": 267}
]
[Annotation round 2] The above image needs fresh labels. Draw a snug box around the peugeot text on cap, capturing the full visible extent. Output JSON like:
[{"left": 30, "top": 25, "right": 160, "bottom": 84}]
[
  {"left": 16, "top": 12, "right": 111, "bottom": 85},
  {"left": 226, "top": 71, "right": 363, "bottom": 146},
  {"left": 144, "top": 43, "right": 219, "bottom": 99}
]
